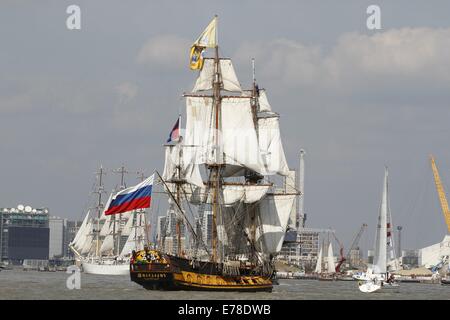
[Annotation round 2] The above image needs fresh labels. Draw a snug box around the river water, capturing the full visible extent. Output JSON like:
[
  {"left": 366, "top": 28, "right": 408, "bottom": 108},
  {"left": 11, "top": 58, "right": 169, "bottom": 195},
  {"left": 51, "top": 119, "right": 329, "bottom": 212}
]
[{"left": 0, "top": 269, "right": 448, "bottom": 300}]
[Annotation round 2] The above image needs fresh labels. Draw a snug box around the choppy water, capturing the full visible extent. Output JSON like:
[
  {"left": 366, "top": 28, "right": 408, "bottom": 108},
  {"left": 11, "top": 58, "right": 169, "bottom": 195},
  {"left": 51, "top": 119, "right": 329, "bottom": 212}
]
[{"left": 0, "top": 269, "right": 448, "bottom": 300}]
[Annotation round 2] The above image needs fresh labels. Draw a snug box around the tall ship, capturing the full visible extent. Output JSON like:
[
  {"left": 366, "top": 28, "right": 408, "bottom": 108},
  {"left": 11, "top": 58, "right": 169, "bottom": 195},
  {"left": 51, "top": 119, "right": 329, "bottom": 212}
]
[
  {"left": 130, "top": 16, "right": 297, "bottom": 292},
  {"left": 69, "top": 166, "right": 148, "bottom": 275}
]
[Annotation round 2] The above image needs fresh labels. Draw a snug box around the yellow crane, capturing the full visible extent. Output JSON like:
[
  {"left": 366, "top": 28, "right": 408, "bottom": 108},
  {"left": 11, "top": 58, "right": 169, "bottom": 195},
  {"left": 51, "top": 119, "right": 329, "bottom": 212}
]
[{"left": 430, "top": 155, "right": 450, "bottom": 233}]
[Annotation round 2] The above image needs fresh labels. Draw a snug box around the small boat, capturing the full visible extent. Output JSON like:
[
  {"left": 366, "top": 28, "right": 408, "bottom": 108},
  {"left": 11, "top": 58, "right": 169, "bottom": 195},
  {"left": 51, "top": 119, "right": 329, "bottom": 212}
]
[
  {"left": 358, "top": 168, "right": 400, "bottom": 293},
  {"left": 441, "top": 278, "right": 450, "bottom": 285}
]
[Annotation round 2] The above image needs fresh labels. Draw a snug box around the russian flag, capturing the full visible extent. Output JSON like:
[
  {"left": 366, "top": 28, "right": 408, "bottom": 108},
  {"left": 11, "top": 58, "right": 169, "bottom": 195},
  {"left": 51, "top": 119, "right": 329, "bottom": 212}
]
[
  {"left": 105, "top": 174, "right": 154, "bottom": 215},
  {"left": 166, "top": 117, "right": 180, "bottom": 143}
]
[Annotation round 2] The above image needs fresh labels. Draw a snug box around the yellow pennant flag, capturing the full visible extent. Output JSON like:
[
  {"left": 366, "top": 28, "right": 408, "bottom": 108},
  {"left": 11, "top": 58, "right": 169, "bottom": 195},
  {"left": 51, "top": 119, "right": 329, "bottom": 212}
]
[
  {"left": 189, "top": 45, "right": 205, "bottom": 70},
  {"left": 189, "top": 16, "right": 217, "bottom": 70}
]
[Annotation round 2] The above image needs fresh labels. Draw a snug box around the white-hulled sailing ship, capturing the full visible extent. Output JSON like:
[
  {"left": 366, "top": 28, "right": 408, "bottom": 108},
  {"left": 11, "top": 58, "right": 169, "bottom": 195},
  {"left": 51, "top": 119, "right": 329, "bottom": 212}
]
[
  {"left": 357, "top": 167, "right": 400, "bottom": 292},
  {"left": 69, "top": 166, "right": 148, "bottom": 275},
  {"left": 314, "top": 238, "right": 336, "bottom": 280},
  {"left": 129, "top": 16, "right": 298, "bottom": 292}
]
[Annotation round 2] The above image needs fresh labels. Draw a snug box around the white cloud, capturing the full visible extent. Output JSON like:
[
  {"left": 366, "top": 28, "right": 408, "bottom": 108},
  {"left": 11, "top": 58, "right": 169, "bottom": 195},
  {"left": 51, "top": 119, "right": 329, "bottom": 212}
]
[
  {"left": 137, "top": 35, "right": 190, "bottom": 69},
  {"left": 234, "top": 27, "right": 450, "bottom": 96}
]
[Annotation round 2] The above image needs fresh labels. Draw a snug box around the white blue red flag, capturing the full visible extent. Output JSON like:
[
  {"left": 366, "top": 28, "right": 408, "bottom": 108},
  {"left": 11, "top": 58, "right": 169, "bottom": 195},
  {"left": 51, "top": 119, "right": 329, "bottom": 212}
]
[
  {"left": 166, "top": 117, "right": 180, "bottom": 143},
  {"left": 105, "top": 174, "right": 154, "bottom": 215}
]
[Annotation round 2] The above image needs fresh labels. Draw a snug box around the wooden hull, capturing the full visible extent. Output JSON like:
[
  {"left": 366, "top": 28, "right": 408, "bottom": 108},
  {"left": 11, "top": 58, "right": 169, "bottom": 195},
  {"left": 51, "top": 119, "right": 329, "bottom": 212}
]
[{"left": 130, "top": 250, "right": 273, "bottom": 292}]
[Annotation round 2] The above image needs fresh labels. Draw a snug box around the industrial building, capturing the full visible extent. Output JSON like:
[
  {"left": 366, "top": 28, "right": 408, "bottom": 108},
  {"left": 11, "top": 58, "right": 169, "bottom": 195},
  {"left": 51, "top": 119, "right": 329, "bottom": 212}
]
[{"left": 0, "top": 205, "right": 50, "bottom": 265}]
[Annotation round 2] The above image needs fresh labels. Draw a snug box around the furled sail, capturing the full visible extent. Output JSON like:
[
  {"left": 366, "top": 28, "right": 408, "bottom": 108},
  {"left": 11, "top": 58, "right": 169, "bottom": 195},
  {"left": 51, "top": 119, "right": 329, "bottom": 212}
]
[
  {"left": 193, "top": 58, "right": 241, "bottom": 92},
  {"left": 254, "top": 194, "right": 296, "bottom": 254}
]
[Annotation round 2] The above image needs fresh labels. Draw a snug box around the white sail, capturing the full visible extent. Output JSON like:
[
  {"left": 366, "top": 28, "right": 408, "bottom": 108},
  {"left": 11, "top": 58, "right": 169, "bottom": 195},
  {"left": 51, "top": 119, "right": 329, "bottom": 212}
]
[
  {"left": 373, "top": 168, "right": 388, "bottom": 274},
  {"left": 183, "top": 96, "right": 267, "bottom": 177},
  {"left": 327, "top": 242, "right": 335, "bottom": 273},
  {"left": 121, "top": 214, "right": 134, "bottom": 237},
  {"left": 80, "top": 220, "right": 94, "bottom": 255},
  {"left": 120, "top": 212, "right": 147, "bottom": 257},
  {"left": 99, "top": 234, "right": 114, "bottom": 255},
  {"left": 255, "top": 194, "right": 296, "bottom": 254},
  {"left": 163, "top": 143, "right": 203, "bottom": 187},
  {"left": 315, "top": 246, "right": 323, "bottom": 273},
  {"left": 99, "top": 219, "right": 120, "bottom": 255},
  {"left": 193, "top": 58, "right": 242, "bottom": 92},
  {"left": 221, "top": 97, "right": 267, "bottom": 176},
  {"left": 386, "top": 195, "right": 399, "bottom": 270},
  {"left": 258, "top": 89, "right": 272, "bottom": 112},
  {"left": 257, "top": 115, "right": 290, "bottom": 176},
  {"left": 183, "top": 96, "right": 215, "bottom": 166},
  {"left": 99, "top": 215, "right": 112, "bottom": 237},
  {"left": 71, "top": 211, "right": 90, "bottom": 251}
]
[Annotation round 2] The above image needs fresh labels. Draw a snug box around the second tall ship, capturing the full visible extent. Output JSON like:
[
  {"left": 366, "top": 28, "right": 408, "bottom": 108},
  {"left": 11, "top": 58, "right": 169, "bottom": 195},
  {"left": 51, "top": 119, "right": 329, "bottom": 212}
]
[{"left": 69, "top": 166, "right": 148, "bottom": 275}]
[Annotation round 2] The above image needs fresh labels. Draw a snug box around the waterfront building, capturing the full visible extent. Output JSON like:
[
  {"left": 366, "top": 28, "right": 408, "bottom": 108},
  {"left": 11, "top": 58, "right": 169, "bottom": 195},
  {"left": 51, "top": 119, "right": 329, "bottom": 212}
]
[
  {"left": 156, "top": 209, "right": 186, "bottom": 254},
  {"left": 0, "top": 205, "right": 50, "bottom": 264},
  {"left": 418, "top": 235, "right": 450, "bottom": 268},
  {"left": 278, "top": 228, "right": 320, "bottom": 269},
  {"left": 199, "top": 210, "right": 213, "bottom": 249},
  {"left": 348, "top": 248, "right": 362, "bottom": 268},
  {"left": 49, "top": 216, "right": 67, "bottom": 258},
  {"left": 401, "top": 249, "right": 419, "bottom": 268}
]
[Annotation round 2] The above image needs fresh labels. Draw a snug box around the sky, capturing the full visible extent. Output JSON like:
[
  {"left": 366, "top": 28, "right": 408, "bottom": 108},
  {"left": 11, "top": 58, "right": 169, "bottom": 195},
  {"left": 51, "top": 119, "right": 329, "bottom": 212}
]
[{"left": 1, "top": 1, "right": 450, "bottom": 255}]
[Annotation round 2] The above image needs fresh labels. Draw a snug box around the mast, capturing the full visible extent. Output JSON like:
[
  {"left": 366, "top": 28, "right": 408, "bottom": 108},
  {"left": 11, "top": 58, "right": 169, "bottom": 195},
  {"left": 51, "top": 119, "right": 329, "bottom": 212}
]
[
  {"left": 298, "top": 149, "right": 305, "bottom": 230},
  {"left": 176, "top": 142, "right": 183, "bottom": 256},
  {"left": 113, "top": 165, "right": 128, "bottom": 256},
  {"left": 94, "top": 166, "right": 106, "bottom": 257},
  {"left": 137, "top": 171, "right": 151, "bottom": 247},
  {"left": 210, "top": 36, "right": 222, "bottom": 263}
]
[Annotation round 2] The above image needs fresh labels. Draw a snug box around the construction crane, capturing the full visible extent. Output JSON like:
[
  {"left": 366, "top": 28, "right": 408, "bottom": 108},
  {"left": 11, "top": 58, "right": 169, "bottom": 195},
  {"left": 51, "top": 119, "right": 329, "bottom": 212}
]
[
  {"left": 345, "top": 223, "right": 368, "bottom": 269},
  {"left": 331, "top": 232, "right": 346, "bottom": 273},
  {"left": 430, "top": 155, "right": 450, "bottom": 233}
]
